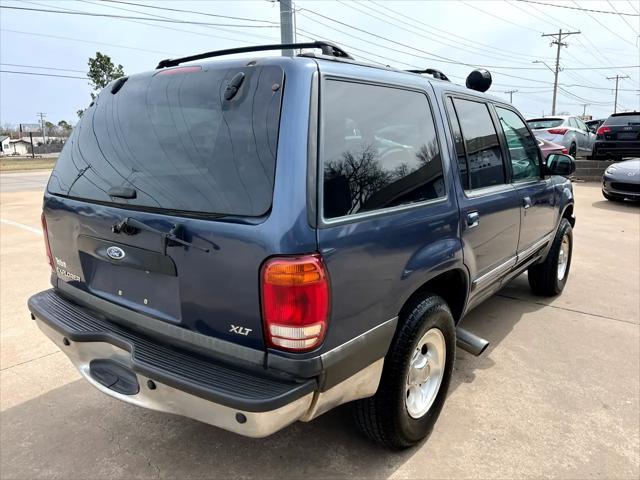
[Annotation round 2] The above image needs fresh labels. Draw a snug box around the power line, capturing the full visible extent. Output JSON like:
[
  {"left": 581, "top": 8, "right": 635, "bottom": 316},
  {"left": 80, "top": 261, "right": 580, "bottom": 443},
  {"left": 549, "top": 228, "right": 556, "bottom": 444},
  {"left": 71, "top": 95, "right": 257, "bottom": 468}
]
[
  {"left": 460, "top": 1, "right": 541, "bottom": 33},
  {"left": 24, "top": 0, "right": 277, "bottom": 45},
  {"left": 515, "top": 0, "right": 639, "bottom": 16},
  {"left": 370, "top": 0, "right": 555, "bottom": 62},
  {"left": 570, "top": 0, "right": 637, "bottom": 47},
  {"left": 101, "top": 0, "right": 279, "bottom": 24},
  {"left": 0, "top": 28, "right": 179, "bottom": 55},
  {"left": 606, "top": 0, "right": 640, "bottom": 36},
  {"left": 0, "top": 63, "right": 85, "bottom": 73},
  {"left": 0, "top": 5, "right": 278, "bottom": 28},
  {"left": 0, "top": 70, "right": 86, "bottom": 80}
]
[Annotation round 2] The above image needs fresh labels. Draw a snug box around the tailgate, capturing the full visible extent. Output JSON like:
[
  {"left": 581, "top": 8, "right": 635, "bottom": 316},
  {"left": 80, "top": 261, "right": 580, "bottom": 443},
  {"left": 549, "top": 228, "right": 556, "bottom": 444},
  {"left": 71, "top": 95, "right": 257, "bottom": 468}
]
[{"left": 42, "top": 61, "right": 294, "bottom": 350}]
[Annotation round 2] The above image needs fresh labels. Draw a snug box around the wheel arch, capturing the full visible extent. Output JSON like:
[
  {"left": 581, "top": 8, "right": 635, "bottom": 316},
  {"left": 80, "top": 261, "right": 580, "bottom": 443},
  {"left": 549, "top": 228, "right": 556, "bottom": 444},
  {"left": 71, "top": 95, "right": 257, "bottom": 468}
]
[{"left": 398, "top": 268, "right": 469, "bottom": 326}]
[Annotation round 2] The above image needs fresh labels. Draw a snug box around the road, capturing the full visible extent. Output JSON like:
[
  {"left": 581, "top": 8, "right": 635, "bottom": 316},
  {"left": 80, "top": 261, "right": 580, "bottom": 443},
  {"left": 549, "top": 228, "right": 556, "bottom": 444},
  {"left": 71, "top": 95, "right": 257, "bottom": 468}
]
[{"left": 1, "top": 173, "right": 638, "bottom": 479}]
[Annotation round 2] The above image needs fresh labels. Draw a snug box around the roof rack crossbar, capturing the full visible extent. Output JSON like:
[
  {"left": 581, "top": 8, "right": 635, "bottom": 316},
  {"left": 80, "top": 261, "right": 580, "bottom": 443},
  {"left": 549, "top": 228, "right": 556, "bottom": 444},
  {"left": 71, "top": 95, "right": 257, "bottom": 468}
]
[
  {"left": 156, "top": 41, "right": 352, "bottom": 69},
  {"left": 405, "top": 68, "right": 450, "bottom": 82}
]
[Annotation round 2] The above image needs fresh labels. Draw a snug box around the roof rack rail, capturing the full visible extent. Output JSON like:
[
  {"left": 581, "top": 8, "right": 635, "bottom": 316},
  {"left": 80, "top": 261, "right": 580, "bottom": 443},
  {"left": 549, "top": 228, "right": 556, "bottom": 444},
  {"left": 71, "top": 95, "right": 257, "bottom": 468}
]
[
  {"left": 156, "top": 41, "right": 353, "bottom": 69},
  {"left": 405, "top": 68, "right": 450, "bottom": 82}
]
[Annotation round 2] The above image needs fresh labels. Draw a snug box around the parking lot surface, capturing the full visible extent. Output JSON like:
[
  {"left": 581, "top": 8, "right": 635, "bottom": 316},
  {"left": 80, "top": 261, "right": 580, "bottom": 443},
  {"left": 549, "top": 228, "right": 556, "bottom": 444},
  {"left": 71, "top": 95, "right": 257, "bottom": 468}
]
[{"left": 1, "top": 173, "right": 638, "bottom": 479}]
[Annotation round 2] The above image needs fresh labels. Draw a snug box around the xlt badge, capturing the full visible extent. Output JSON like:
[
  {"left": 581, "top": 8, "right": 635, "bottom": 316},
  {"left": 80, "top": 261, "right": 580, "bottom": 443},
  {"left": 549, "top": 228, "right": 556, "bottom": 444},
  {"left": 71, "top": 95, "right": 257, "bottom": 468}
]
[{"left": 230, "top": 325, "right": 252, "bottom": 336}]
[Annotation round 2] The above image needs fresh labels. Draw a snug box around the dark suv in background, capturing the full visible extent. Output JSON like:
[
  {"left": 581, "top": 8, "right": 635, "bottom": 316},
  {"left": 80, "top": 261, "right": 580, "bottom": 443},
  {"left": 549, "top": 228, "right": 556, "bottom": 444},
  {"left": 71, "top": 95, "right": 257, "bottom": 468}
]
[
  {"left": 28, "top": 42, "right": 576, "bottom": 449},
  {"left": 592, "top": 112, "right": 640, "bottom": 160}
]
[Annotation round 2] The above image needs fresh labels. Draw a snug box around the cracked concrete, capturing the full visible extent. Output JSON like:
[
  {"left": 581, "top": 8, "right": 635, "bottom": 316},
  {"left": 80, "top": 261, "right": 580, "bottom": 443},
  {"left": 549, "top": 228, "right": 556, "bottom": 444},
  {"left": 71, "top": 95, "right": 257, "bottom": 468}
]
[{"left": 1, "top": 179, "right": 638, "bottom": 479}]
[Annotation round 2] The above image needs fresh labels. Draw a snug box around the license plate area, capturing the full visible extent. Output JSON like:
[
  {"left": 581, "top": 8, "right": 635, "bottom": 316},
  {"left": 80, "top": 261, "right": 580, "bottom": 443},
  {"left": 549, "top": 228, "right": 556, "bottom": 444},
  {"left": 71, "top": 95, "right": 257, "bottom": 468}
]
[
  {"left": 618, "top": 132, "right": 637, "bottom": 140},
  {"left": 81, "top": 256, "right": 182, "bottom": 323}
]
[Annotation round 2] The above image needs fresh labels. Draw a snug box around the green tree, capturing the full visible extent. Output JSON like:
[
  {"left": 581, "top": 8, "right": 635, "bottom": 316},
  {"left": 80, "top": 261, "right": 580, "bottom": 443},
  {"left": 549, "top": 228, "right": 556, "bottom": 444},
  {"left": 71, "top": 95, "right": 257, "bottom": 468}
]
[
  {"left": 57, "top": 120, "right": 71, "bottom": 132},
  {"left": 78, "top": 51, "right": 125, "bottom": 117}
]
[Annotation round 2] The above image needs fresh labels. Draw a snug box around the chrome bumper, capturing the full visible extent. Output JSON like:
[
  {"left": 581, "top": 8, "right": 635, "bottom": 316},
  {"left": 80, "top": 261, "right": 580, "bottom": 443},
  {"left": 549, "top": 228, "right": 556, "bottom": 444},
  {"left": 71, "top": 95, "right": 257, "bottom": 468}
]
[{"left": 35, "top": 318, "right": 383, "bottom": 437}]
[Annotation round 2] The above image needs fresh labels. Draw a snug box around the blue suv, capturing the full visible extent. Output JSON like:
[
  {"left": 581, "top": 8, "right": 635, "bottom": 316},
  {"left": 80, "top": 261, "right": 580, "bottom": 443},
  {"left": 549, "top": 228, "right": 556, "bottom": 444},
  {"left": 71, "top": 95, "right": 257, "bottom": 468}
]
[{"left": 28, "top": 42, "right": 576, "bottom": 449}]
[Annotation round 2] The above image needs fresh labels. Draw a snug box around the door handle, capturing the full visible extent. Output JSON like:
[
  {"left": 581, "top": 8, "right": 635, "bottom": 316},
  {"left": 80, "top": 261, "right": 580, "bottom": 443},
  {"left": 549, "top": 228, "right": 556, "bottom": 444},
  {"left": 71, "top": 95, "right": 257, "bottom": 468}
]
[
  {"left": 523, "top": 196, "right": 532, "bottom": 209},
  {"left": 466, "top": 211, "right": 480, "bottom": 228}
]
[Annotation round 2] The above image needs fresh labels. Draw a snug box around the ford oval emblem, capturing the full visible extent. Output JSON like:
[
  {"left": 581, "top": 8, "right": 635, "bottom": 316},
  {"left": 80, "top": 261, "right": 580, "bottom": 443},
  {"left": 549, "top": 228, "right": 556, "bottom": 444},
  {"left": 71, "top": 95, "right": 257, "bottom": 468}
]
[{"left": 106, "top": 246, "right": 126, "bottom": 260}]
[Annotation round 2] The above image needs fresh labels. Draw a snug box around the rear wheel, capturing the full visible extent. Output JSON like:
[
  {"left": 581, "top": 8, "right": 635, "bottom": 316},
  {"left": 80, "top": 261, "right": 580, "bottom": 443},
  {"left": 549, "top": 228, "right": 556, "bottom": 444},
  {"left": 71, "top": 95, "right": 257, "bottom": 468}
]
[
  {"left": 353, "top": 294, "right": 455, "bottom": 449},
  {"left": 528, "top": 218, "right": 573, "bottom": 296}
]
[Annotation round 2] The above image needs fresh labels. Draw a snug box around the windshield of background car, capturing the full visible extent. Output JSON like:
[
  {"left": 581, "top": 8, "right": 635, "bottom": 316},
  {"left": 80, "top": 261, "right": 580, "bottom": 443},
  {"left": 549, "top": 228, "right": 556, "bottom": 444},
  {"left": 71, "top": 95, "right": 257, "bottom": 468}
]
[
  {"left": 526, "top": 118, "right": 564, "bottom": 129},
  {"left": 48, "top": 65, "right": 284, "bottom": 217}
]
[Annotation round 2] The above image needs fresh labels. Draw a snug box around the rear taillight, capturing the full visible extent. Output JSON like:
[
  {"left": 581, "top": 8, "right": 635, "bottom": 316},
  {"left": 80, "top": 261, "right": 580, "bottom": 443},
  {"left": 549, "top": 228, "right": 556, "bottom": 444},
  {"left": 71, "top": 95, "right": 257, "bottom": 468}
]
[
  {"left": 261, "top": 254, "right": 330, "bottom": 352},
  {"left": 41, "top": 212, "right": 53, "bottom": 270},
  {"left": 548, "top": 128, "right": 568, "bottom": 135},
  {"left": 596, "top": 126, "right": 611, "bottom": 136},
  {"left": 561, "top": 147, "right": 568, "bottom": 154}
]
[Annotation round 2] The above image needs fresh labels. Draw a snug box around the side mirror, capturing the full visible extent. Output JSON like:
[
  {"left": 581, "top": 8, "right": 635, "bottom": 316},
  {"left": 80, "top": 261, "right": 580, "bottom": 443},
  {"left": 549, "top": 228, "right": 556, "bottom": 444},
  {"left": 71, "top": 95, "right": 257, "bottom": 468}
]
[{"left": 545, "top": 154, "right": 575, "bottom": 176}]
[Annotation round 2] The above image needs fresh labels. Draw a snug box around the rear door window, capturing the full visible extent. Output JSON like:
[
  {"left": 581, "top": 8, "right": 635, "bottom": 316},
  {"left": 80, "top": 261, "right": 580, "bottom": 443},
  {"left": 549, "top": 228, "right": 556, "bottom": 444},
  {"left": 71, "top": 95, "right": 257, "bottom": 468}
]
[
  {"left": 48, "top": 65, "right": 284, "bottom": 217},
  {"left": 452, "top": 98, "right": 506, "bottom": 189},
  {"left": 321, "top": 80, "right": 445, "bottom": 220}
]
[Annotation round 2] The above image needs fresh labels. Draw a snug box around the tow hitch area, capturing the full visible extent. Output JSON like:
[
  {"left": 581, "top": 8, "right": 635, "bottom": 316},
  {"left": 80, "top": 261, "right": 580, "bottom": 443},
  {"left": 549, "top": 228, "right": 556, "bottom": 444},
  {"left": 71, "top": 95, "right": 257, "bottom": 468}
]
[{"left": 89, "top": 359, "right": 140, "bottom": 395}]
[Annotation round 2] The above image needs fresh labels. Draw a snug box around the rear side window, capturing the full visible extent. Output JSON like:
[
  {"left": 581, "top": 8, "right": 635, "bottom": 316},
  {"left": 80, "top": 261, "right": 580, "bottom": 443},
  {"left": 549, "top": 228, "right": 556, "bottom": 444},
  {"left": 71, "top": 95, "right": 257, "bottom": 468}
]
[
  {"left": 606, "top": 114, "right": 640, "bottom": 125},
  {"left": 321, "top": 80, "right": 444, "bottom": 219},
  {"left": 527, "top": 118, "right": 564, "bottom": 129},
  {"left": 452, "top": 98, "right": 505, "bottom": 189},
  {"left": 48, "top": 65, "right": 284, "bottom": 217}
]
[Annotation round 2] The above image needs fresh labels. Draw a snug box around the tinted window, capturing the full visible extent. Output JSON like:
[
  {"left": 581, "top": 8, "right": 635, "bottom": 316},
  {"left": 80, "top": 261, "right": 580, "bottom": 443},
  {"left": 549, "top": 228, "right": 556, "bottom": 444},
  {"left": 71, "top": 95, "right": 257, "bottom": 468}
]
[
  {"left": 605, "top": 114, "right": 640, "bottom": 125},
  {"left": 452, "top": 98, "right": 505, "bottom": 189},
  {"left": 445, "top": 98, "right": 469, "bottom": 189},
  {"left": 322, "top": 81, "right": 444, "bottom": 219},
  {"left": 48, "top": 65, "right": 284, "bottom": 216},
  {"left": 496, "top": 107, "right": 540, "bottom": 182},
  {"left": 527, "top": 118, "right": 564, "bottom": 129}
]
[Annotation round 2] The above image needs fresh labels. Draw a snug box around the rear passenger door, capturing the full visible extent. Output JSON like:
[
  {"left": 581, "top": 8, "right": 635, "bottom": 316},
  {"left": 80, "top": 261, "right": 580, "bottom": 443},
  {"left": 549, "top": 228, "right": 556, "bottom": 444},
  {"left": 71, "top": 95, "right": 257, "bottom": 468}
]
[
  {"left": 316, "top": 77, "right": 459, "bottom": 350},
  {"left": 444, "top": 96, "right": 521, "bottom": 294},
  {"left": 494, "top": 105, "right": 556, "bottom": 254}
]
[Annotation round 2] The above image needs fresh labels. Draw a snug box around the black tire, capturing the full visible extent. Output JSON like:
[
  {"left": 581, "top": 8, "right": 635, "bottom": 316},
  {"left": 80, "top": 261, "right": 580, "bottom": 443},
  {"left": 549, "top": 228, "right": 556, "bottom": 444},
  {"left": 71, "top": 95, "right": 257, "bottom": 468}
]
[
  {"left": 568, "top": 143, "right": 577, "bottom": 157},
  {"left": 353, "top": 294, "right": 456, "bottom": 449},
  {"left": 528, "top": 218, "right": 573, "bottom": 296},
  {"left": 603, "top": 191, "right": 624, "bottom": 202}
]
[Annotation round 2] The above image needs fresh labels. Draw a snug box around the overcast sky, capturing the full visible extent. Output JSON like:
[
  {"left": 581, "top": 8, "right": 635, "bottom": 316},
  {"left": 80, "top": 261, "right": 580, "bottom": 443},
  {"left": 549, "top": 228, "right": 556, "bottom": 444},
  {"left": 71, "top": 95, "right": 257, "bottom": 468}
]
[{"left": 1, "top": 0, "right": 638, "bottom": 127}]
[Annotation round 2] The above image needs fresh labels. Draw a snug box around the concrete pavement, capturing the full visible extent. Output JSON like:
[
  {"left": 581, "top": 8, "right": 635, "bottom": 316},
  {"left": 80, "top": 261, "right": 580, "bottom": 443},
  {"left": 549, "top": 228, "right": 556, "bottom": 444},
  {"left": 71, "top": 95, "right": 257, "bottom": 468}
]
[{"left": 1, "top": 178, "right": 638, "bottom": 479}]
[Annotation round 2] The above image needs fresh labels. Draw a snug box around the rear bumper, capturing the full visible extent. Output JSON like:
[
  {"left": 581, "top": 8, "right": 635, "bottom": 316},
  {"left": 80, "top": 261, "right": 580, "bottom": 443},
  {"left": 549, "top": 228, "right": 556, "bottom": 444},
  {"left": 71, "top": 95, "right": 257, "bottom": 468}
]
[
  {"left": 594, "top": 141, "right": 640, "bottom": 157},
  {"left": 28, "top": 289, "right": 385, "bottom": 437}
]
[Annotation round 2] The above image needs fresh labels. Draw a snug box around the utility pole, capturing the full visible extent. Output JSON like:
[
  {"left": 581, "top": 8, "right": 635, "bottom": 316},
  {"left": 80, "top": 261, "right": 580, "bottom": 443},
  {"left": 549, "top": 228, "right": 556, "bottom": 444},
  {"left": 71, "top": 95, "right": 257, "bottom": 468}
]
[
  {"left": 606, "top": 75, "right": 629, "bottom": 113},
  {"left": 279, "top": 0, "right": 294, "bottom": 57},
  {"left": 504, "top": 89, "right": 518, "bottom": 103},
  {"left": 37, "top": 112, "right": 47, "bottom": 145},
  {"left": 541, "top": 29, "right": 581, "bottom": 115},
  {"left": 581, "top": 104, "right": 588, "bottom": 117}
]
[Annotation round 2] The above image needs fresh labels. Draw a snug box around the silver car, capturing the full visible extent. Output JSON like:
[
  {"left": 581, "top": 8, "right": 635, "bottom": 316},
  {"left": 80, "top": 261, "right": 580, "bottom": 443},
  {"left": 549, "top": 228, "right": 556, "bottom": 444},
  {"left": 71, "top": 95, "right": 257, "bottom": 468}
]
[{"left": 527, "top": 116, "right": 596, "bottom": 158}]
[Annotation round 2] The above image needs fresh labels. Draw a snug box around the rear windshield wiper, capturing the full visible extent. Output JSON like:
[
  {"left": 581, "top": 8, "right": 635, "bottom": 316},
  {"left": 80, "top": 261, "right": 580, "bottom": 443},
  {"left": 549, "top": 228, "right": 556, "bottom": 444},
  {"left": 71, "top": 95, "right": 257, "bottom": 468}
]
[{"left": 112, "top": 217, "right": 210, "bottom": 254}]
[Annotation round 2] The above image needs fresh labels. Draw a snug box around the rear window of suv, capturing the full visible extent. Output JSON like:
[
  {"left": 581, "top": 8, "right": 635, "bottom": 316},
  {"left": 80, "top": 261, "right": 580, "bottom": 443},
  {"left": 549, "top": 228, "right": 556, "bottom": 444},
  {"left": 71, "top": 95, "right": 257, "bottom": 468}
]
[
  {"left": 48, "top": 65, "right": 284, "bottom": 217},
  {"left": 527, "top": 118, "right": 564, "bottom": 129}
]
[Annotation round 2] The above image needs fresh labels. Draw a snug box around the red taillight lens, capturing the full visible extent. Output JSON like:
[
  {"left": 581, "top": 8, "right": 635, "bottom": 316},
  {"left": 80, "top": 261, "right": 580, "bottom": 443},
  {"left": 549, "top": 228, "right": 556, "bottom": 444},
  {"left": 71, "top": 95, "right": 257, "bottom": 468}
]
[
  {"left": 261, "top": 254, "right": 330, "bottom": 352},
  {"left": 596, "top": 126, "right": 611, "bottom": 136},
  {"left": 548, "top": 128, "right": 568, "bottom": 135},
  {"left": 41, "top": 212, "right": 53, "bottom": 270},
  {"left": 561, "top": 148, "right": 568, "bottom": 154}
]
